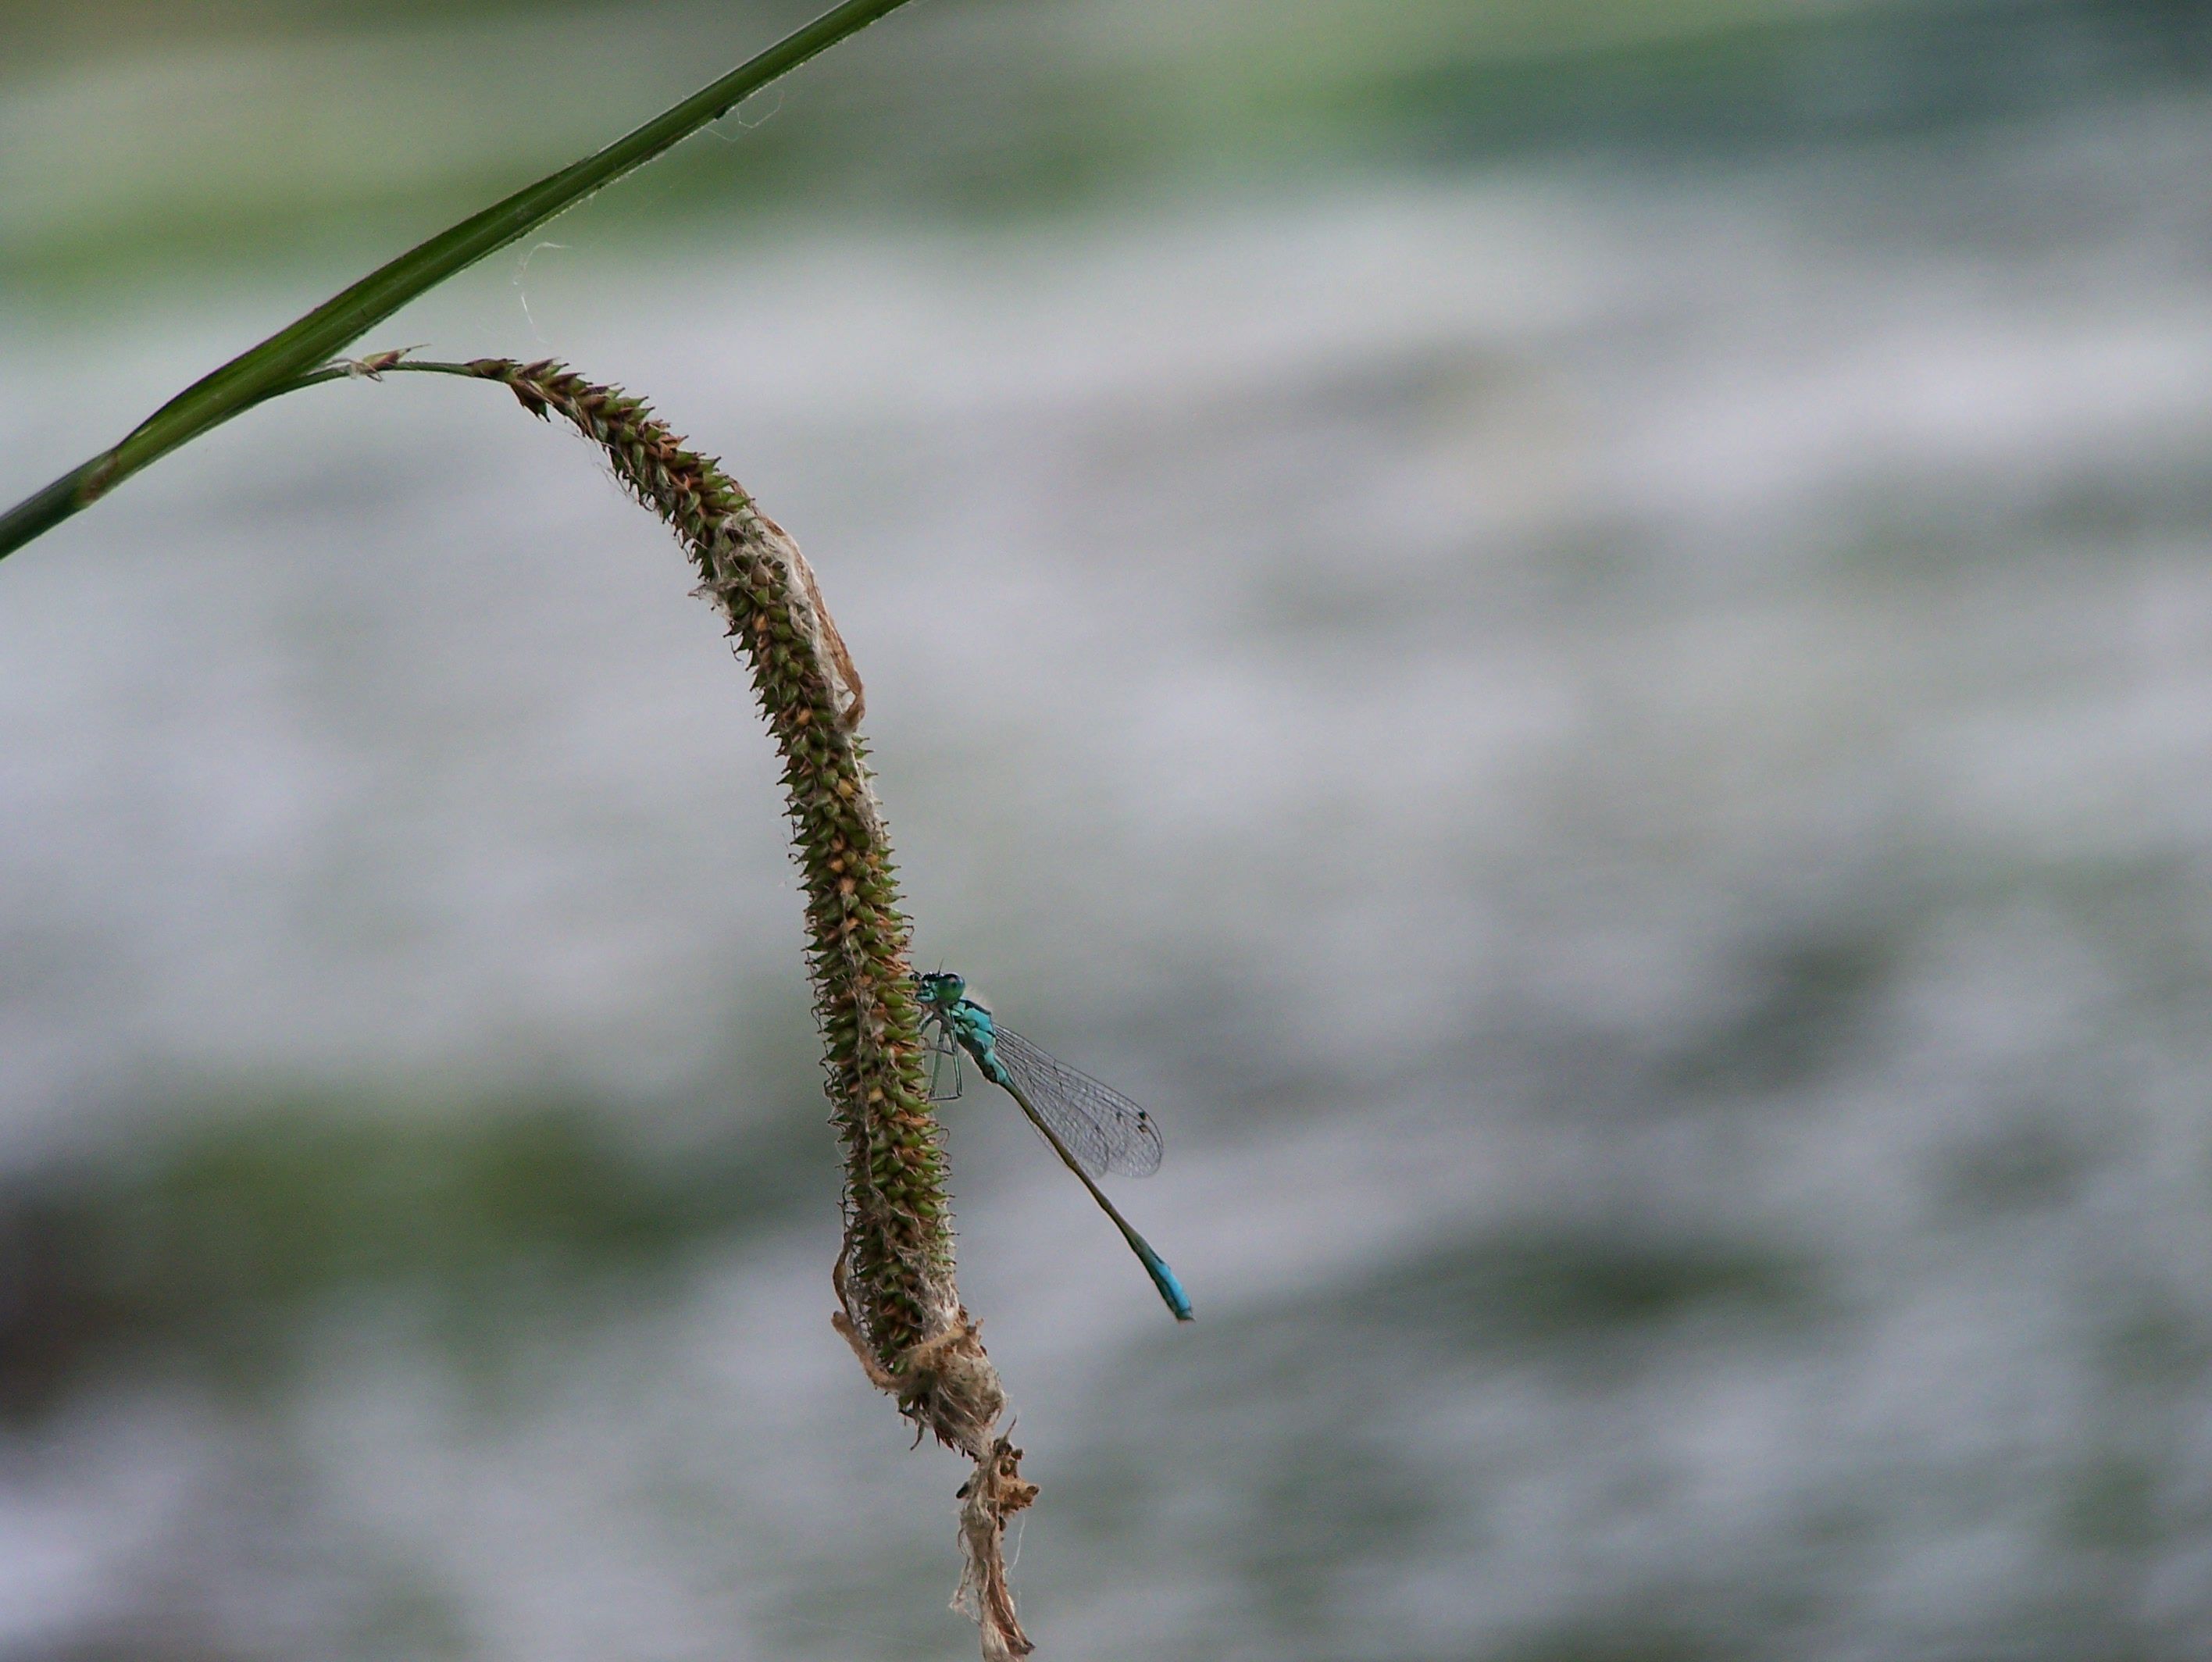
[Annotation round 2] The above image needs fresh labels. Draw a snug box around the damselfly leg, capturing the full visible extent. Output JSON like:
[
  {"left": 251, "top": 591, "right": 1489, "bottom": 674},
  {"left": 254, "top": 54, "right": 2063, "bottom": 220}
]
[{"left": 925, "top": 1014, "right": 965, "bottom": 1101}]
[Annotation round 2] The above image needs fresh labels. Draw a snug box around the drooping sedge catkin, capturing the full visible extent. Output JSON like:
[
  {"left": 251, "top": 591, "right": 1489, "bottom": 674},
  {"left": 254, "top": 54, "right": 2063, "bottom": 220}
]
[{"left": 359, "top": 352, "right": 1036, "bottom": 1660}]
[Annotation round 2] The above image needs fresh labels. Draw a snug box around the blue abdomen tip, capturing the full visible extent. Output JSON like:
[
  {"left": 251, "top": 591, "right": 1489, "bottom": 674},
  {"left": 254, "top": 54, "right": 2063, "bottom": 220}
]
[{"left": 1151, "top": 1257, "right": 1195, "bottom": 1322}]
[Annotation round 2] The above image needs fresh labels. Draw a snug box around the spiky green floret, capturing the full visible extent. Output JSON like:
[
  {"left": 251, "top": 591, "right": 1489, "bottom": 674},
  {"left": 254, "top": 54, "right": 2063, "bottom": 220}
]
[
  {"left": 401, "top": 358, "right": 1030, "bottom": 1662},
  {"left": 462, "top": 357, "right": 951, "bottom": 1363}
]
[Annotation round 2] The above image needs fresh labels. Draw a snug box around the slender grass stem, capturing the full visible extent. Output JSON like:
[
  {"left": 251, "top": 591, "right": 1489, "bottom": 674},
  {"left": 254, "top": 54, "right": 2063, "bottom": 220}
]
[{"left": 0, "top": 0, "right": 919, "bottom": 563}]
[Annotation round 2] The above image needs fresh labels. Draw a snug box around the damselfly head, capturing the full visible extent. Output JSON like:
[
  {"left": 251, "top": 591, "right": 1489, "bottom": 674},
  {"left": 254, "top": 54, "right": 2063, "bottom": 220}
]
[{"left": 915, "top": 970, "right": 966, "bottom": 1008}]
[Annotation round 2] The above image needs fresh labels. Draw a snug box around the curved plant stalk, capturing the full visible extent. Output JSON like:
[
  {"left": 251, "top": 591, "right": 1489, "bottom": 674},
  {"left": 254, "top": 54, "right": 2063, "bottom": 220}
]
[
  {"left": 347, "top": 352, "right": 1037, "bottom": 1660},
  {"left": 0, "top": 0, "right": 919, "bottom": 563}
]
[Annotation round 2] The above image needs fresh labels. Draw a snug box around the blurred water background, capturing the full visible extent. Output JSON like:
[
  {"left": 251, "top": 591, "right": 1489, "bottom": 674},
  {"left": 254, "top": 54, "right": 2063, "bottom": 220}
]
[{"left": 6, "top": 1, "right": 2212, "bottom": 1657}]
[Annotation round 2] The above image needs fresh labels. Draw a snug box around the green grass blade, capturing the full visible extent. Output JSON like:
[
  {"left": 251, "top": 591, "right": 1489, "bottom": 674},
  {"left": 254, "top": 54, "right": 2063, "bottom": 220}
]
[{"left": 0, "top": 0, "right": 919, "bottom": 562}]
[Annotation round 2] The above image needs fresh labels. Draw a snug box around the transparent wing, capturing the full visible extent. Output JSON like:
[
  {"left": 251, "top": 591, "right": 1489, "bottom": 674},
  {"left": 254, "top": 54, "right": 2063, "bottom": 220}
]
[{"left": 991, "top": 1025, "right": 1165, "bottom": 1179}]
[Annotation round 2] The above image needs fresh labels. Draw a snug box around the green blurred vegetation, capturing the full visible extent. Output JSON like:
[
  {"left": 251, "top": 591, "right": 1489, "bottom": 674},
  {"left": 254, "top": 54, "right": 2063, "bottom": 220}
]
[
  {"left": 5, "top": 0, "right": 2208, "bottom": 297},
  {"left": 1362, "top": 1222, "right": 1823, "bottom": 1346},
  {"left": 0, "top": 1088, "right": 827, "bottom": 1412},
  {"left": 1037, "top": 1221, "right": 1829, "bottom": 1650}
]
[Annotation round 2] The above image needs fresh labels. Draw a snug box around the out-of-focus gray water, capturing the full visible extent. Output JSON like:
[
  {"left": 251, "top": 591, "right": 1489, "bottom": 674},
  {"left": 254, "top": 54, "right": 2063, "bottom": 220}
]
[{"left": 8, "top": 64, "right": 2212, "bottom": 1662}]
